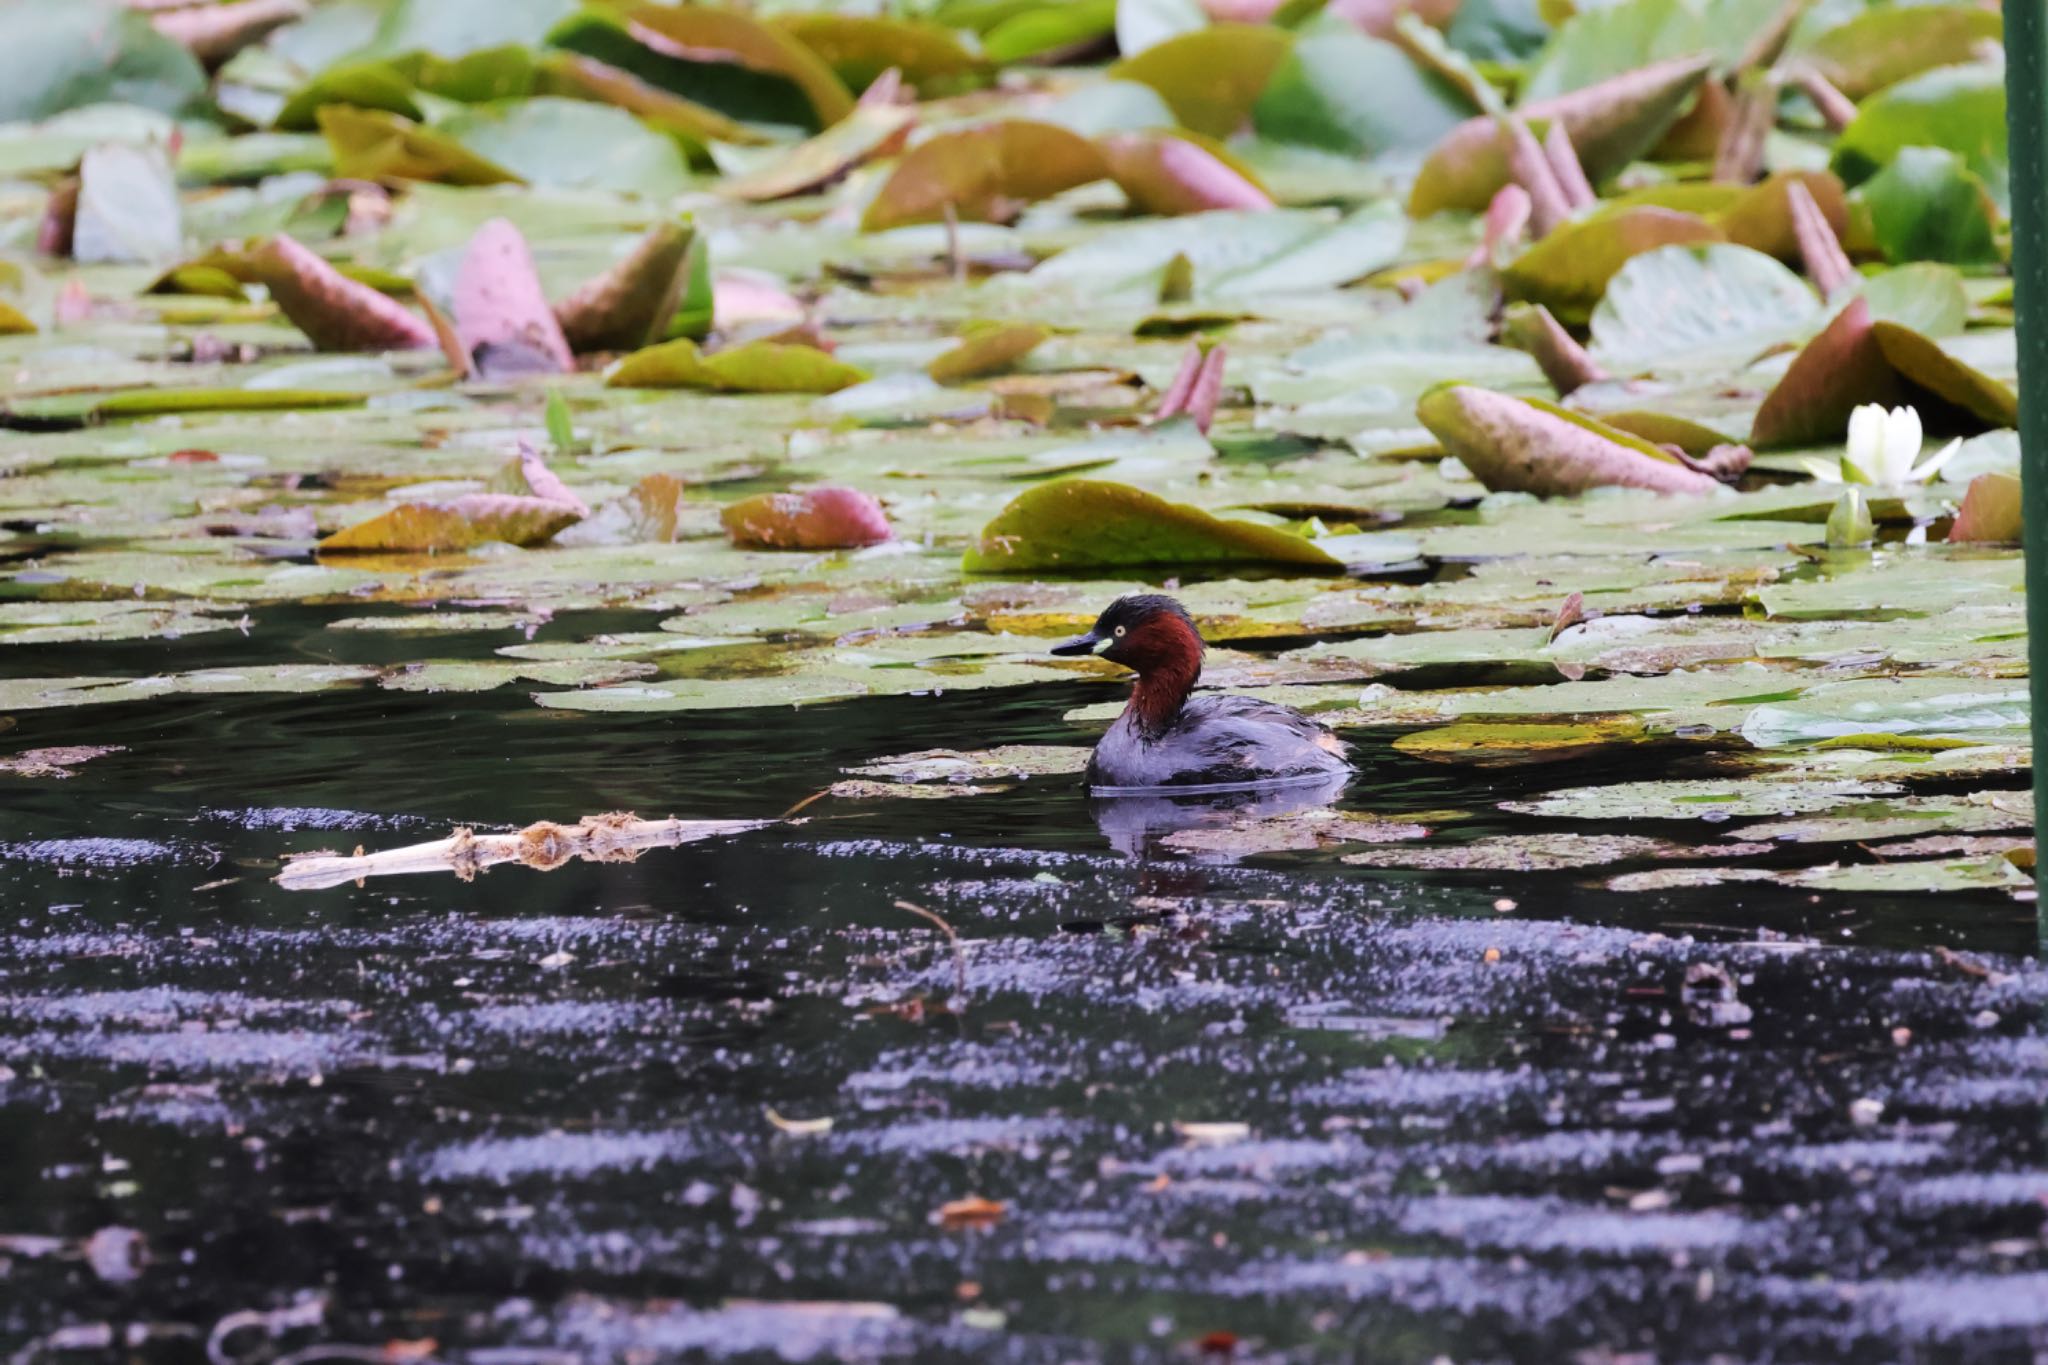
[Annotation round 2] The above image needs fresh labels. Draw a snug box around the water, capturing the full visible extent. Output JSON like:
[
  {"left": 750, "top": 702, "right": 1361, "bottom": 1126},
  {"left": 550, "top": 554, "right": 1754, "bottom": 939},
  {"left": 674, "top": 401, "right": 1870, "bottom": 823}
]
[{"left": 3, "top": 606, "right": 2045, "bottom": 1361}]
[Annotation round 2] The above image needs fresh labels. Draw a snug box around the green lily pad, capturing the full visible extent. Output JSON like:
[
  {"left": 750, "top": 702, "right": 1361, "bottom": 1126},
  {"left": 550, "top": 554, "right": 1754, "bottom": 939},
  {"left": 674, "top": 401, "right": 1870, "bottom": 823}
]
[
  {"left": 927, "top": 323, "right": 1050, "bottom": 383},
  {"left": 844, "top": 745, "right": 1091, "bottom": 783},
  {"left": 1107, "top": 24, "right": 1292, "bottom": 139},
  {"left": 607, "top": 338, "right": 869, "bottom": 393},
  {"left": 1251, "top": 28, "right": 1474, "bottom": 156},
  {"left": 1799, "top": 4, "right": 2004, "bottom": 101},
  {"left": 1589, "top": 243, "right": 1819, "bottom": 371},
  {"left": 1857, "top": 147, "right": 2000, "bottom": 267},
  {"left": 1741, "top": 681, "right": 2029, "bottom": 749},
  {"left": 1831, "top": 61, "right": 2008, "bottom": 208},
  {"left": 0, "top": 0, "right": 206, "bottom": 122},
  {"left": 1502, "top": 207, "right": 1726, "bottom": 324},
  {"left": 1504, "top": 777, "right": 1903, "bottom": 822},
  {"left": 431, "top": 98, "right": 694, "bottom": 197},
  {"left": 964, "top": 479, "right": 1343, "bottom": 572},
  {"left": 1522, "top": 0, "right": 1784, "bottom": 102},
  {"left": 773, "top": 12, "right": 989, "bottom": 91},
  {"left": 1342, "top": 833, "right": 1706, "bottom": 871}
]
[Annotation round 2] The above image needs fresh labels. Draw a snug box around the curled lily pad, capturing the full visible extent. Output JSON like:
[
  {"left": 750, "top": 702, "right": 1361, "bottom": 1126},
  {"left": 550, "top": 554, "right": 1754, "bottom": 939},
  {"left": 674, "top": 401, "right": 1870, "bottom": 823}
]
[
  {"left": 772, "top": 13, "right": 988, "bottom": 91},
  {"left": 1409, "top": 55, "right": 1713, "bottom": 216},
  {"left": 1416, "top": 384, "right": 1724, "bottom": 497},
  {"left": 534, "top": 52, "right": 764, "bottom": 148},
  {"left": 721, "top": 486, "right": 893, "bottom": 550},
  {"left": 1501, "top": 206, "right": 1725, "bottom": 323},
  {"left": 981, "top": 0, "right": 1118, "bottom": 63},
  {"left": 607, "top": 338, "right": 869, "bottom": 393},
  {"left": 450, "top": 218, "right": 572, "bottom": 378},
  {"left": 722, "top": 103, "right": 915, "bottom": 202},
  {"left": 1946, "top": 473, "right": 2022, "bottom": 546},
  {"left": 319, "top": 495, "right": 584, "bottom": 554},
  {"left": 554, "top": 221, "right": 697, "bottom": 354},
  {"left": 1747, "top": 296, "right": 1899, "bottom": 448},
  {"left": 245, "top": 234, "right": 436, "bottom": 352},
  {"left": 622, "top": 2, "right": 855, "bottom": 127},
  {"left": 1870, "top": 322, "right": 2019, "bottom": 429},
  {"left": 927, "top": 322, "right": 1049, "bottom": 382},
  {"left": 861, "top": 119, "right": 1109, "bottom": 230},
  {"left": 1741, "top": 681, "right": 2029, "bottom": 749},
  {"left": 317, "top": 105, "right": 516, "bottom": 185},
  {"left": 1098, "top": 129, "right": 1273, "bottom": 215},
  {"left": 0, "top": 0, "right": 207, "bottom": 123},
  {"left": 965, "top": 479, "right": 1342, "bottom": 572}
]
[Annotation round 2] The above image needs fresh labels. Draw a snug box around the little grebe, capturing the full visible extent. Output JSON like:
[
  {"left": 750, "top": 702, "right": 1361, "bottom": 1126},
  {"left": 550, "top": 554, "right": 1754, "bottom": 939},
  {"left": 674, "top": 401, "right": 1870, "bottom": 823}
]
[{"left": 1051, "top": 594, "right": 1351, "bottom": 792}]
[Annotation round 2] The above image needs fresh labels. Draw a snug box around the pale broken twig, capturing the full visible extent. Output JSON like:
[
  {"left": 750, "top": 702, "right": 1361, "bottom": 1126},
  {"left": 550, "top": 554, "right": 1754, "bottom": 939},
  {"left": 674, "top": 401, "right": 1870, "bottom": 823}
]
[{"left": 275, "top": 814, "right": 768, "bottom": 891}]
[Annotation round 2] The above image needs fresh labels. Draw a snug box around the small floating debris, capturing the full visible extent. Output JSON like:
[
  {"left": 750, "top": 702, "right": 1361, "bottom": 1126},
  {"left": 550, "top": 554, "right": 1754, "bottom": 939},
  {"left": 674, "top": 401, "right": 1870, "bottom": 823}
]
[{"left": 274, "top": 813, "right": 768, "bottom": 891}]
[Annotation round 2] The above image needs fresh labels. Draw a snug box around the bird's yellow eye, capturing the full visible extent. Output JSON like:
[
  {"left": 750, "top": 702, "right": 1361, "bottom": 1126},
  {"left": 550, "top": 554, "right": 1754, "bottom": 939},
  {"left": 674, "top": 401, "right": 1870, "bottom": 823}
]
[{"left": 1114, "top": 625, "right": 1126, "bottom": 637}]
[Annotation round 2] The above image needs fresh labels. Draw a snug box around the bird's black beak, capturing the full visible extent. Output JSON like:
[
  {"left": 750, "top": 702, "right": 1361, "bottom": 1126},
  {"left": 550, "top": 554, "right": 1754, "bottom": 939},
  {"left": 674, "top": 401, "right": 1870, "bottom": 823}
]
[{"left": 1049, "top": 630, "right": 1103, "bottom": 657}]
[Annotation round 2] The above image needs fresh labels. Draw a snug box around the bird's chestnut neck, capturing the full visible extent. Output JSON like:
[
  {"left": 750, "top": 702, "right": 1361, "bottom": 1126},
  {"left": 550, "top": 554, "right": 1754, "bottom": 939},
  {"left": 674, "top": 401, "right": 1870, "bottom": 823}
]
[{"left": 1121, "top": 612, "right": 1203, "bottom": 737}]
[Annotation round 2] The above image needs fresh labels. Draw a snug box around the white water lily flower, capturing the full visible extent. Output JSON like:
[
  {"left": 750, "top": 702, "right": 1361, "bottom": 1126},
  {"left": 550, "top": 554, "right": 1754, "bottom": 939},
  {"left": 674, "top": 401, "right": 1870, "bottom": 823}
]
[{"left": 1799, "top": 404, "right": 1961, "bottom": 486}]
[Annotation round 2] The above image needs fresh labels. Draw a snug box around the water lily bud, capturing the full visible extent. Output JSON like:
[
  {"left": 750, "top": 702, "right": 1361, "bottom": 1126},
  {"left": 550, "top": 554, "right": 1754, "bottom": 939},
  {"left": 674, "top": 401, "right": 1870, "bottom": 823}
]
[{"left": 1825, "top": 486, "right": 1872, "bottom": 547}]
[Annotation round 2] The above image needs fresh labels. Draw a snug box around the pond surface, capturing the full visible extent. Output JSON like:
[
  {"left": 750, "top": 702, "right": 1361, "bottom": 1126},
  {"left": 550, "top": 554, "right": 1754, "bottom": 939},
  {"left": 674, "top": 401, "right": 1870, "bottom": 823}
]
[{"left": 3, "top": 606, "right": 2046, "bottom": 1363}]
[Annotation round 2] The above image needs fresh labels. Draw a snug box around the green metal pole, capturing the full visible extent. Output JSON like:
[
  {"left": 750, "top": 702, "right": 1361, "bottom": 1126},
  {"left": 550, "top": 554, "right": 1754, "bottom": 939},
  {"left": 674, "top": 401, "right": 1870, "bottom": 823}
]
[{"left": 2007, "top": 0, "right": 2048, "bottom": 950}]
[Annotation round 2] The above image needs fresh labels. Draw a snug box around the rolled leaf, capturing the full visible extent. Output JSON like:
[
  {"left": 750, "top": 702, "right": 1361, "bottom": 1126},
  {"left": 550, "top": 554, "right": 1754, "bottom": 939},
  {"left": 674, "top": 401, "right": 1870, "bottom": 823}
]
[
  {"left": 1416, "top": 382, "right": 1724, "bottom": 496},
  {"left": 247, "top": 234, "right": 436, "bottom": 352}
]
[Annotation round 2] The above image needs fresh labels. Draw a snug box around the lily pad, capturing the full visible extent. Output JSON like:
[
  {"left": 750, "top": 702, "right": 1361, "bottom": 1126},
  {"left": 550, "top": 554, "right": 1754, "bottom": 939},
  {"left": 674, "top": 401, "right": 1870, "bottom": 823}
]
[
  {"left": 1831, "top": 62, "right": 2008, "bottom": 208},
  {"left": 927, "top": 323, "right": 1049, "bottom": 382},
  {"left": 1416, "top": 384, "right": 1724, "bottom": 497},
  {"left": 1107, "top": 24, "right": 1292, "bottom": 139},
  {"left": 1799, "top": 5, "right": 2004, "bottom": 102},
  {"left": 1098, "top": 130, "right": 1274, "bottom": 215},
  {"left": 844, "top": 745, "right": 1090, "bottom": 783},
  {"left": 1857, "top": 147, "right": 2000, "bottom": 268},
  {"left": 0, "top": 0, "right": 207, "bottom": 122},
  {"left": 721, "top": 487, "right": 893, "bottom": 549},
  {"left": 1409, "top": 55, "right": 1713, "bottom": 216},
  {"left": 964, "top": 479, "right": 1343, "bottom": 572},
  {"left": 319, "top": 495, "right": 584, "bottom": 554},
  {"left": 773, "top": 13, "right": 989, "bottom": 91},
  {"left": 861, "top": 119, "right": 1110, "bottom": 230},
  {"left": 1504, "top": 777, "right": 1903, "bottom": 822},
  {"left": 1501, "top": 206, "right": 1725, "bottom": 323},
  {"left": 1251, "top": 28, "right": 1474, "bottom": 156},
  {"left": 607, "top": 339, "right": 869, "bottom": 393},
  {"left": 722, "top": 103, "right": 916, "bottom": 202},
  {"left": 1946, "top": 473, "right": 2022, "bottom": 546},
  {"left": 1342, "top": 833, "right": 1705, "bottom": 871},
  {"left": 1588, "top": 243, "right": 1818, "bottom": 370}
]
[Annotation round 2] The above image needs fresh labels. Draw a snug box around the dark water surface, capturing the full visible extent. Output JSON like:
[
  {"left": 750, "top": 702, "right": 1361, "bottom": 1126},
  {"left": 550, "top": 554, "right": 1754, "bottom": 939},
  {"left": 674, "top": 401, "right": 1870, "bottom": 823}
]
[{"left": 3, "top": 609, "right": 2046, "bottom": 1363}]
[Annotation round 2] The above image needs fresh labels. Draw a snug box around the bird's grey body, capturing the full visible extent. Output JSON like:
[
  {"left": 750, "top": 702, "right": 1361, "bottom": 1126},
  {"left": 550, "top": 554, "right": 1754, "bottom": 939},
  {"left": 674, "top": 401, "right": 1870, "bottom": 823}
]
[
  {"left": 1052, "top": 594, "right": 1355, "bottom": 794},
  {"left": 1084, "top": 691, "right": 1351, "bottom": 791}
]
